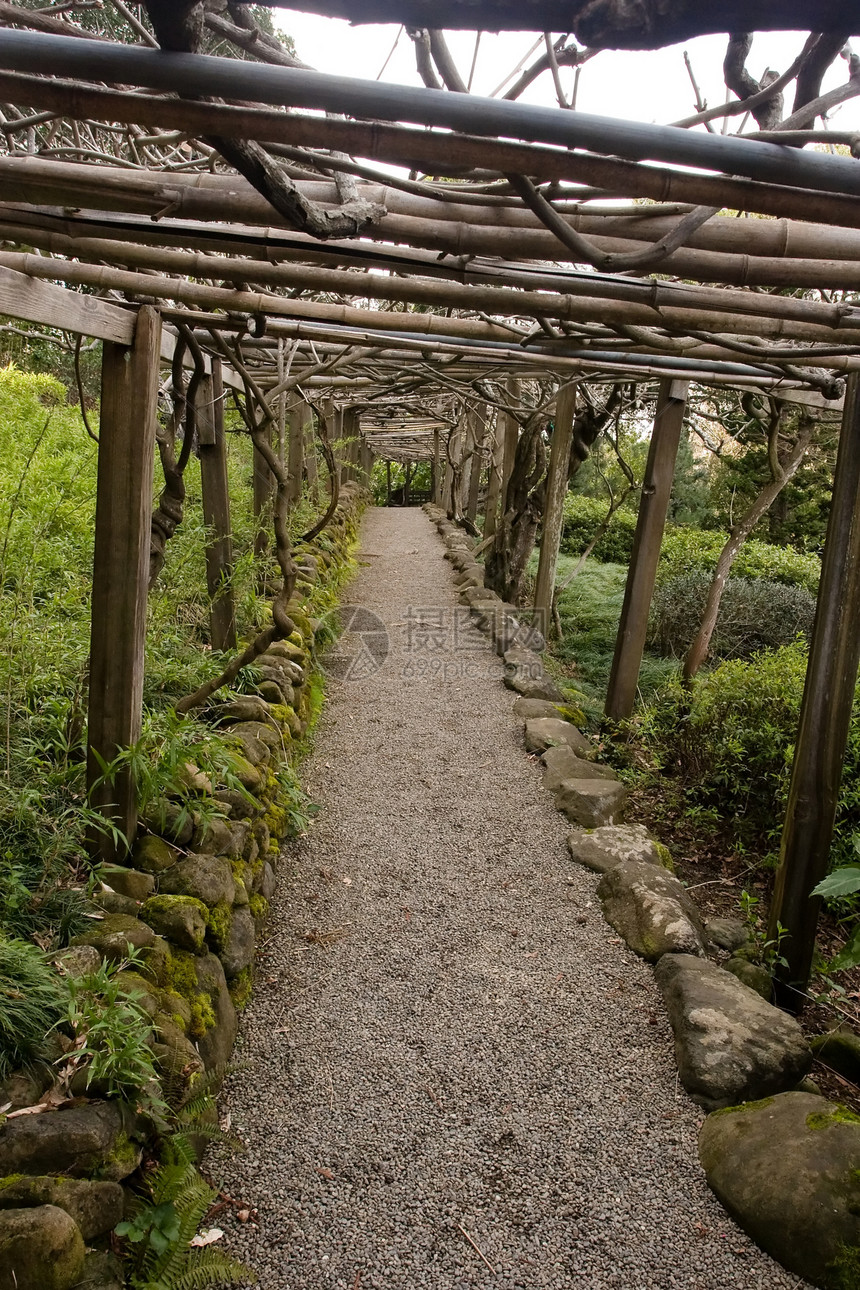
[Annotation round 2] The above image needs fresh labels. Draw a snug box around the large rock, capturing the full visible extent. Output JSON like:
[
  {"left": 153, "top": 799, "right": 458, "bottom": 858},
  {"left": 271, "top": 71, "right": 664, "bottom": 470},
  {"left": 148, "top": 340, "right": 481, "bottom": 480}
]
[
  {"left": 525, "top": 718, "right": 595, "bottom": 759},
  {"left": 552, "top": 778, "right": 627, "bottom": 828},
  {"left": 70, "top": 914, "right": 156, "bottom": 962},
  {"left": 194, "top": 954, "right": 238, "bottom": 1073},
  {"left": 131, "top": 835, "right": 179, "bottom": 875},
  {"left": 566, "top": 823, "right": 672, "bottom": 875},
  {"left": 213, "top": 695, "right": 273, "bottom": 726},
  {"left": 159, "top": 855, "right": 236, "bottom": 908},
  {"left": 141, "top": 895, "right": 208, "bottom": 954},
  {"left": 725, "top": 955, "right": 773, "bottom": 1001},
  {"left": 190, "top": 815, "right": 235, "bottom": 857},
  {"left": 705, "top": 916, "right": 750, "bottom": 954},
  {"left": 597, "top": 860, "right": 705, "bottom": 961},
  {"left": 503, "top": 649, "right": 564, "bottom": 702},
  {"left": 0, "top": 1103, "right": 142, "bottom": 1180},
  {"left": 699, "top": 1092, "right": 860, "bottom": 1288},
  {"left": 513, "top": 697, "right": 567, "bottom": 722},
  {"left": 0, "top": 1177, "right": 123, "bottom": 1240},
  {"left": 220, "top": 907, "right": 256, "bottom": 980},
  {"left": 655, "top": 954, "right": 811, "bottom": 1110},
  {"left": 0, "top": 1205, "right": 85, "bottom": 1290},
  {"left": 811, "top": 1027, "right": 860, "bottom": 1085},
  {"left": 100, "top": 865, "right": 155, "bottom": 902},
  {"left": 541, "top": 746, "right": 617, "bottom": 792}
]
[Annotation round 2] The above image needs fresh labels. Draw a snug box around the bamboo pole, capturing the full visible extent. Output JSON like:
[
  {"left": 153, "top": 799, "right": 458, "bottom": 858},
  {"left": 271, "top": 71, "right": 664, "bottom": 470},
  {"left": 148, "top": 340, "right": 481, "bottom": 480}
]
[
  {"left": 604, "top": 379, "right": 689, "bottom": 723},
  {"left": 769, "top": 371, "right": 860, "bottom": 1007},
  {"left": 10, "top": 194, "right": 860, "bottom": 297},
  {"left": 87, "top": 305, "right": 161, "bottom": 862},
  {"left": 5, "top": 199, "right": 860, "bottom": 344},
  {"left": 533, "top": 384, "right": 577, "bottom": 634},
  {"left": 1, "top": 76, "right": 859, "bottom": 229},
  {"left": 4, "top": 32, "right": 860, "bottom": 198}
]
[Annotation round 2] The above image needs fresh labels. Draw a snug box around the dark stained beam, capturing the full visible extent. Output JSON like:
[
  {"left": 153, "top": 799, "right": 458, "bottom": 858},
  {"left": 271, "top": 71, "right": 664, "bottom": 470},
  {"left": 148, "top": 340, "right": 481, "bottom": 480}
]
[{"left": 241, "top": 0, "right": 860, "bottom": 48}]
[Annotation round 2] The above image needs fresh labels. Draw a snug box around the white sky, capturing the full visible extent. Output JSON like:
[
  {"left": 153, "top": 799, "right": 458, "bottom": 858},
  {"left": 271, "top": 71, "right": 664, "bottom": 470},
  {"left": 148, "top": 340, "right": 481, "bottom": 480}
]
[{"left": 274, "top": 11, "right": 860, "bottom": 133}]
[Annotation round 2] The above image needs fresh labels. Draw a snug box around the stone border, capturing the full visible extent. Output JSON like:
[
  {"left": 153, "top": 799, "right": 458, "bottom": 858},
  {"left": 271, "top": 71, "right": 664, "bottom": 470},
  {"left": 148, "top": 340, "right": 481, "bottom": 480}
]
[
  {"left": 0, "top": 484, "right": 365, "bottom": 1290},
  {"left": 424, "top": 503, "right": 860, "bottom": 1290}
]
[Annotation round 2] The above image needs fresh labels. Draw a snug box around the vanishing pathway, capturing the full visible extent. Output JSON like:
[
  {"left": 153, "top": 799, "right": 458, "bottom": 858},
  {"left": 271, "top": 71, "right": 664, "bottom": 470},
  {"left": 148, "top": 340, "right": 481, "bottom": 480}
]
[{"left": 218, "top": 508, "right": 804, "bottom": 1290}]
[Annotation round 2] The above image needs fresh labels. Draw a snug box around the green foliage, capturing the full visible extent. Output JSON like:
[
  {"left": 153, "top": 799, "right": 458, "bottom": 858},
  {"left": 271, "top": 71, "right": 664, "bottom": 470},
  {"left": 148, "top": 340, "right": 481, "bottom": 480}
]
[
  {"left": 641, "top": 640, "right": 860, "bottom": 866},
  {"left": 0, "top": 933, "right": 67, "bottom": 1078},
  {"left": 560, "top": 495, "right": 639, "bottom": 564},
  {"left": 542, "top": 555, "right": 677, "bottom": 723},
  {"left": 738, "top": 890, "right": 789, "bottom": 976},
  {"left": 62, "top": 951, "right": 168, "bottom": 1122},
  {"left": 649, "top": 572, "right": 816, "bottom": 660},
  {"left": 657, "top": 528, "right": 820, "bottom": 593},
  {"left": 117, "top": 1147, "right": 256, "bottom": 1290}
]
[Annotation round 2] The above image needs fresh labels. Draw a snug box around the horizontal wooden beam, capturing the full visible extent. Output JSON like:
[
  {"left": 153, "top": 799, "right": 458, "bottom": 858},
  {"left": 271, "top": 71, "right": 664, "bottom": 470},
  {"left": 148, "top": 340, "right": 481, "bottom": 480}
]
[
  {"left": 240, "top": 0, "right": 858, "bottom": 48},
  {"left": 0, "top": 263, "right": 135, "bottom": 342}
]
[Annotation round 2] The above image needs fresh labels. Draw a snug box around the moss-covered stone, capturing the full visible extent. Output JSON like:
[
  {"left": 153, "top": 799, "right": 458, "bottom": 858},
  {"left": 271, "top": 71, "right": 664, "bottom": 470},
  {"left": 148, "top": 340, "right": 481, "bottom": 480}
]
[
  {"left": 228, "top": 968, "right": 253, "bottom": 1011},
  {"left": 158, "top": 854, "right": 236, "bottom": 908},
  {"left": 205, "top": 901, "right": 233, "bottom": 956},
  {"left": 0, "top": 1204, "right": 85, "bottom": 1290},
  {"left": 69, "top": 914, "right": 156, "bottom": 963},
  {"left": 0, "top": 1176, "right": 122, "bottom": 1240},
  {"left": 131, "top": 835, "right": 179, "bottom": 875},
  {"left": 99, "top": 864, "right": 155, "bottom": 902},
  {"left": 141, "top": 895, "right": 208, "bottom": 954},
  {"left": 700, "top": 1092, "right": 860, "bottom": 1287}
]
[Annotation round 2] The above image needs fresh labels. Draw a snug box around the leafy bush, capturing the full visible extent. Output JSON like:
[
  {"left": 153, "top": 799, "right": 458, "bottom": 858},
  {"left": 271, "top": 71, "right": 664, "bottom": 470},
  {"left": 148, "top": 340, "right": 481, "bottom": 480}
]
[
  {"left": 0, "top": 933, "right": 68, "bottom": 1078},
  {"left": 642, "top": 639, "right": 860, "bottom": 863},
  {"left": 648, "top": 572, "right": 817, "bottom": 660},
  {"left": 559, "top": 495, "right": 639, "bottom": 564},
  {"left": 62, "top": 954, "right": 167, "bottom": 1120},
  {"left": 657, "top": 528, "right": 820, "bottom": 592}
]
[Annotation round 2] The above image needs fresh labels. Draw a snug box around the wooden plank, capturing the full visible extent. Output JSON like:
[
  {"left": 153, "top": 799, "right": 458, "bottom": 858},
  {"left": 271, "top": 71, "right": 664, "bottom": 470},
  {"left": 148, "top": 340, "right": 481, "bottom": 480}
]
[
  {"left": 533, "top": 384, "right": 577, "bottom": 633},
  {"left": 0, "top": 263, "right": 133, "bottom": 343},
  {"left": 604, "top": 378, "right": 689, "bottom": 723},
  {"left": 197, "top": 361, "right": 237, "bottom": 652},
  {"left": 769, "top": 370, "right": 860, "bottom": 1004},
  {"left": 87, "top": 305, "right": 161, "bottom": 861},
  {"left": 483, "top": 412, "right": 503, "bottom": 541}
]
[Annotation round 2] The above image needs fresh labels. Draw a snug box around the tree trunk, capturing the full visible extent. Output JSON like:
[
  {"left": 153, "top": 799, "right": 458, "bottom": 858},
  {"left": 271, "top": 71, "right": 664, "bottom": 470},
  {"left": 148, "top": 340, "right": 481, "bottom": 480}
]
[{"left": 683, "top": 417, "right": 814, "bottom": 683}]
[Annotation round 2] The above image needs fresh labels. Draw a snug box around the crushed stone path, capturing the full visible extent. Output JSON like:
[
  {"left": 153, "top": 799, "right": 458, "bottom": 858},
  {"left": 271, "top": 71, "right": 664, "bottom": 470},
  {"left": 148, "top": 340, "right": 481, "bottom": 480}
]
[{"left": 217, "top": 507, "right": 805, "bottom": 1290}]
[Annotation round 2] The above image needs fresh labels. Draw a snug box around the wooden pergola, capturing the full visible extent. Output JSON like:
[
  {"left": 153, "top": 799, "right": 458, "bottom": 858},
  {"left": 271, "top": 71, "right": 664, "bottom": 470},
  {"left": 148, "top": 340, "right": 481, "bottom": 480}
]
[{"left": 0, "top": 0, "right": 858, "bottom": 1002}]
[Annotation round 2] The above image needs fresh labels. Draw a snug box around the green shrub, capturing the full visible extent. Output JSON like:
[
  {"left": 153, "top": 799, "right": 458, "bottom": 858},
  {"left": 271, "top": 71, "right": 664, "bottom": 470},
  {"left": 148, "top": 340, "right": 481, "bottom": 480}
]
[
  {"left": 0, "top": 933, "right": 68, "bottom": 1078},
  {"left": 559, "top": 495, "right": 639, "bottom": 564},
  {"left": 657, "top": 528, "right": 820, "bottom": 592},
  {"left": 642, "top": 639, "right": 860, "bottom": 863},
  {"left": 648, "top": 572, "right": 817, "bottom": 659}
]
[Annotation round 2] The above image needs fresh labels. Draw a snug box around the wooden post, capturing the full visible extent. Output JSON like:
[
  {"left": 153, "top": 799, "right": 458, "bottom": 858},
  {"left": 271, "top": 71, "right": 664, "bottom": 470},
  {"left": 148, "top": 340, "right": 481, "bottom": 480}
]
[
  {"left": 87, "top": 305, "right": 161, "bottom": 861},
  {"left": 466, "top": 403, "right": 486, "bottom": 524},
  {"left": 483, "top": 412, "right": 503, "bottom": 541},
  {"left": 501, "top": 379, "right": 520, "bottom": 513},
  {"left": 605, "top": 378, "right": 689, "bottom": 723},
  {"left": 304, "top": 405, "right": 319, "bottom": 504},
  {"left": 405, "top": 460, "right": 412, "bottom": 506},
  {"left": 386, "top": 460, "right": 392, "bottom": 505},
  {"left": 287, "top": 397, "right": 305, "bottom": 508},
  {"left": 197, "top": 360, "right": 237, "bottom": 653},
  {"left": 432, "top": 429, "right": 442, "bottom": 505},
  {"left": 769, "top": 371, "right": 860, "bottom": 1005},
  {"left": 533, "top": 384, "right": 577, "bottom": 634}
]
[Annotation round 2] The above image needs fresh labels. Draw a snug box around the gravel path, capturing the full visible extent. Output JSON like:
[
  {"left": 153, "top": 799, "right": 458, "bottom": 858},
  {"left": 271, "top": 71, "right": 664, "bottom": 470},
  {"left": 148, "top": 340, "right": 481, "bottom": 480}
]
[{"left": 217, "top": 507, "right": 805, "bottom": 1290}]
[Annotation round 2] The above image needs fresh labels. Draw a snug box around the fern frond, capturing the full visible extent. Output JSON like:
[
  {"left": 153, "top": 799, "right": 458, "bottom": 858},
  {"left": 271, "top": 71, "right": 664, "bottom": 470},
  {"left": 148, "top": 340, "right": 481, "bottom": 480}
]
[{"left": 171, "top": 1249, "right": 258, "bottom": 1289}]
